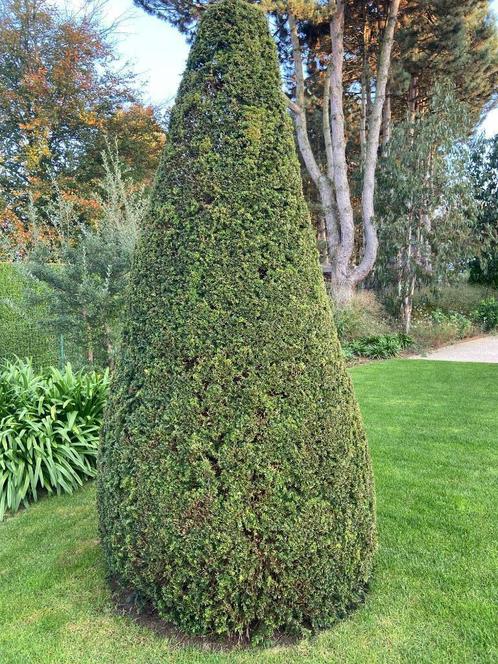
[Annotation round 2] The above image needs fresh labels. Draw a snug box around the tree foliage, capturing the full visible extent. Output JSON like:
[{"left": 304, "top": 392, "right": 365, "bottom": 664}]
[
  {"left": 0, "top": 0, "right": 164, "bottom": 243},
  {"left": 393, "top": 1, "right": 498, "bottom": 119},
  {"left": 25, "top": 149, "right": 145, "bottom": 367},
  {"left": 375, "top": 84, "right": 480, "bottom": 330},
  {"left": 98, "top": 0, "right": 376, "bottom": 640},
  {"left": 132, "top": 0, "right": 498, "bottom": 300},
  {"left": 469, "top": 134, "right": 498, "bottom": 288}
]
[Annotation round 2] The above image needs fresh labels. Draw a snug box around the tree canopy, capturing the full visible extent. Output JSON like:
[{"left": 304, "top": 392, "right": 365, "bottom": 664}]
[{"left": 0, "top": 0, "right": 165, "bottom": 246}]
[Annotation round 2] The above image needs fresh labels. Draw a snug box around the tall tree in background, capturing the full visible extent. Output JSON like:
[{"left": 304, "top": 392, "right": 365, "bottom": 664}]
[
  {"left": 375, "top": 84, "right": 480, "bottom": 332},
  {"left": 133, "top": 0, "right": 498, "bottom": 304},
  {"left": 98, "top": 0, "right": 376, "bottom": 639},
  {"left": 469, "top": 134, "right": 498, "bottom": 288},
  {"left": 0, "top": 0, "right": 164, "bottom": 247},
  {"left": 286, "top": 0, "right": 401, "bottom": 304},
  {"left": 393, "top": 1, "right": 498, "bottom": 125}
]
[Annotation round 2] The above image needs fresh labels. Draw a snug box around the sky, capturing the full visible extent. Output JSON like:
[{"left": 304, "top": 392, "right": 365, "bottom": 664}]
[{"left": 59, "top": 0, "right": 498, "bottom": 135}]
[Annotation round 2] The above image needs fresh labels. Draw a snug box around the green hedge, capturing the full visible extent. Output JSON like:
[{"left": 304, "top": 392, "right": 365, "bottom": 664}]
[
  {"left": 0, "top": 263, "right": 86, "bottom": 368},
  {"left": 98, "top": 0, "right": 376, "bottom": 642},
  {"left": 0, "top": 263, "right": 59, "bottom": 367}
]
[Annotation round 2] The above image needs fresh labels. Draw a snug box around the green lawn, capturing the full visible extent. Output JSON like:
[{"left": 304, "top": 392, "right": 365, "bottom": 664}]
[{"left": 1, "top": 360, "right": 497, "bottom": 663}]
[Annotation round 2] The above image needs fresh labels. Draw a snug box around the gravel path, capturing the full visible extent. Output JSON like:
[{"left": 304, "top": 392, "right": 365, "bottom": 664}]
[{"left": 413, "top": 335, "right": 498, "bottom": 363}]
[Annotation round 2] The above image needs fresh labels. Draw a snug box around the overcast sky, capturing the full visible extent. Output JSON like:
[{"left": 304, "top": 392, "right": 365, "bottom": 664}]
[{"left": 59, "top": 0, "right": 498, "bottom": 135}]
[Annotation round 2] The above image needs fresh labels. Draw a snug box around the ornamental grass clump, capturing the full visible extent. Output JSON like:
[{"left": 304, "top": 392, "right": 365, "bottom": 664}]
[
  {"left": 0, "top": 358, "right": 108, "bottom": 519},
  {"left": 98, "top": 0, "right": 376, "bottom": 641}
]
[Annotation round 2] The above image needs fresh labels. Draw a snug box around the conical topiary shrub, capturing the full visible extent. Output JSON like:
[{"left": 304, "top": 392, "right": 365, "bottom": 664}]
[{"left": 98, "top": 0, "right": 376, "bottom": 640}]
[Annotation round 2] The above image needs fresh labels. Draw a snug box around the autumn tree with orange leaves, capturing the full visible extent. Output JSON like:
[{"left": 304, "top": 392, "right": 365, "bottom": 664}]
[{"left": 0, "top": 0, "right": 165, "bottom": 254}]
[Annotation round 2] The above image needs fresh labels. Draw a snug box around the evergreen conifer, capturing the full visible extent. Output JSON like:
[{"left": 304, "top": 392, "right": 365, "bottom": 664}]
[{"left": 98, "top": 0, "right": 376, "bottom": 639}]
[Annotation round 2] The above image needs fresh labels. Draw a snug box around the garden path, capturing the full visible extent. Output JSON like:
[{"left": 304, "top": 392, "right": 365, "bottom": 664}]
[{"left": 413, "top": 335, "right": 498, "bottom": 363}]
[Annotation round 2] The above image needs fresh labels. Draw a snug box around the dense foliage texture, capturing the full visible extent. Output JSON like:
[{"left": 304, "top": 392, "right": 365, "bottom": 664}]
[
  {"left": 0, "top": 263, "right": 58, "bottom": 366},
  {"left": 473, "top": 298, "right": 498, "bottom": 331},
  {"left": 469, "top": 134, "right": 498, "bottom": 289},
  {"left": 98, "top": 0, "right": 376, "bottom": 640},
  {"left": 0, "top": 359, "right": 109, "bottom": 519},
  {"left": 343, "top": 334, "right": 413, "bottom": 361}
]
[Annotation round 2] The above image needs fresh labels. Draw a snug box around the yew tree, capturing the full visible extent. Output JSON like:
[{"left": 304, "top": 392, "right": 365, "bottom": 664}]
[{"left": 98, "top": 0, "right": 376, "bottom": 639}]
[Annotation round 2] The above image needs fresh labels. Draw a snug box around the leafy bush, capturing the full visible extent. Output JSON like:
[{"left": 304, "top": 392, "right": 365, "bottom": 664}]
[
  {"left": 333, "top": 290, "right": 391, "bottom": 342},
  {"left": 412, "top": 284, "right": 494, "bottom": 317},
  {"left": 344, "top": 334, "right": 413, "bottom": 360},
  {"left": 98, "top": 0, "right": 376, "bottom": 642},
  {"left": 410, "top": 308, "right": 477, "bottom": 350},
  {"left": 429, "top": 310, "right": 474, "bottom": 337},
  {"left": 473, "top": 298, "right": 498, "bottom": 331},
  {"left": 0, "top": 359, "right": 109, "bottom": 519}
]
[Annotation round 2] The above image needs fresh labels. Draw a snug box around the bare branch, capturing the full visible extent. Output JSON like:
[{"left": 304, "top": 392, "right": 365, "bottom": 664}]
[
  {"left": 353, "top": 0, "right": 401, "bottom": 284},
  {"left": 329, "top": 0, "right": 355, "bottom": 268}
]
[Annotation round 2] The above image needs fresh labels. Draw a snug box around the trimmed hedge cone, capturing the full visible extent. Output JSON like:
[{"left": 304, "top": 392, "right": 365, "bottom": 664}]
[{"left": 98, "top": 0, "right": 376, "bottom": 640}]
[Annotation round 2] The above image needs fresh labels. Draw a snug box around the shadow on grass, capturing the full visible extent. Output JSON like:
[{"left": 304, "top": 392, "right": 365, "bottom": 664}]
[{"left": 109, "top": 577, "right": 370, "bottom": 652}]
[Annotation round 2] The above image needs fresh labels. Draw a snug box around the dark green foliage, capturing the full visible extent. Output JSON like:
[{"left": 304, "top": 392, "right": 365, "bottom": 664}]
[
  {"left": 344, "top": 334, "right": 413, "bottom": 361},
  {"left": 473, "top": 298, "right": 498, "bottom": 331},
  {"left": 0, "top": 263, "right": 58, "bottom": 367},
  {"left": 0, "top": 358, "right": 109, "bottom": 519},
  {"left": 469, "top": 135, "right": 498, "bottom": 288},
  {"left": 98, "top": 0, "right": 376, "bottom": 640}
]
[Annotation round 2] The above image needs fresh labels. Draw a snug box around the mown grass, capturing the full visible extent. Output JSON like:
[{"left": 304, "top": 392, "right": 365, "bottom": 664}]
[{"left": 1, "top": 360, "right": 497, "bottom": 663}]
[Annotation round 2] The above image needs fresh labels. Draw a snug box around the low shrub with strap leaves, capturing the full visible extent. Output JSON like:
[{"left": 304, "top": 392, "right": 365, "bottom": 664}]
[{"left": 0, "top": 358, "right": 109, "bottom": 519}]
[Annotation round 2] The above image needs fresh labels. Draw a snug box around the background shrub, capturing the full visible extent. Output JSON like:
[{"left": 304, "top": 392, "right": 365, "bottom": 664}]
[
  {"left": 333, "top": 291, "right": 391, "bottom": 343},
  {"left": 412, "top": 284, "right": 494, "bottom": 317},
  {"left": 344, "top": 334, "right": 413, "bottom": 360},
  {"left": 0, "top": 358, "right": 109, "bottom": 519},
  {"left": 410, "top": 313, "right": 477, "bottom": 350},
  {"left": 473, "top": 298, "right": 498, "bottom": 331},
  {"left": 0, "top": 263, "right": 59, "bottom": 367}
]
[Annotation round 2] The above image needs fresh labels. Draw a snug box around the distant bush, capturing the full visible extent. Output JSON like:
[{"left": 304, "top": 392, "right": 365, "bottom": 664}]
[
  {"left": 429, "top": 310, "right": 474, "bottom": 338},
  {"left": 333, "top": 290, "right": 391, "bottom": 342},
  {"left": 343, "top": 334, "right": 413, "bottom": 360},
  {"left": 410, "top": 308, "right": 478, "bottom": 350},
  {"left": 473, "top": 298, "right": 498, "bottom": 331},
  {"left": 0, "top": 359, "right": 109, "bottom": 519},
  {"left": 412, "top": 284, "right": 494, "bottom": 317}
]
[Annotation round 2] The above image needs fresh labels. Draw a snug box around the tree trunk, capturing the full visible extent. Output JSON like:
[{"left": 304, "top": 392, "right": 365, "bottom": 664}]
[
  {"left": 352, "top": 0, "right": 401, "bottom": 287},
  {"left": 287, "top": 0, "right": 401, "bottom": 307},
  {"left": 330, "top": 269, "right": 355, "bottom": 308},
  {"left": 402, "top": 296, "right": 412, "bottom": 334},
  {"left": 402, "top": 273, "right": 417, "bottom": 334},
  {"left": 381, "top": 81, "right": 392, "bottom": 149}
]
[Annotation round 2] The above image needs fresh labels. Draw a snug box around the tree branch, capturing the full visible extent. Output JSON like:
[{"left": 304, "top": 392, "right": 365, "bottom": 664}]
[
  {"left": 353, "top": 0, "right": 401, "bottom": 284},
  {"left": 329, "top": 0, "right": 355, "bottom": 271},
  {"left": 287, "top": 10, "right": 322, "bottom": 187}
]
